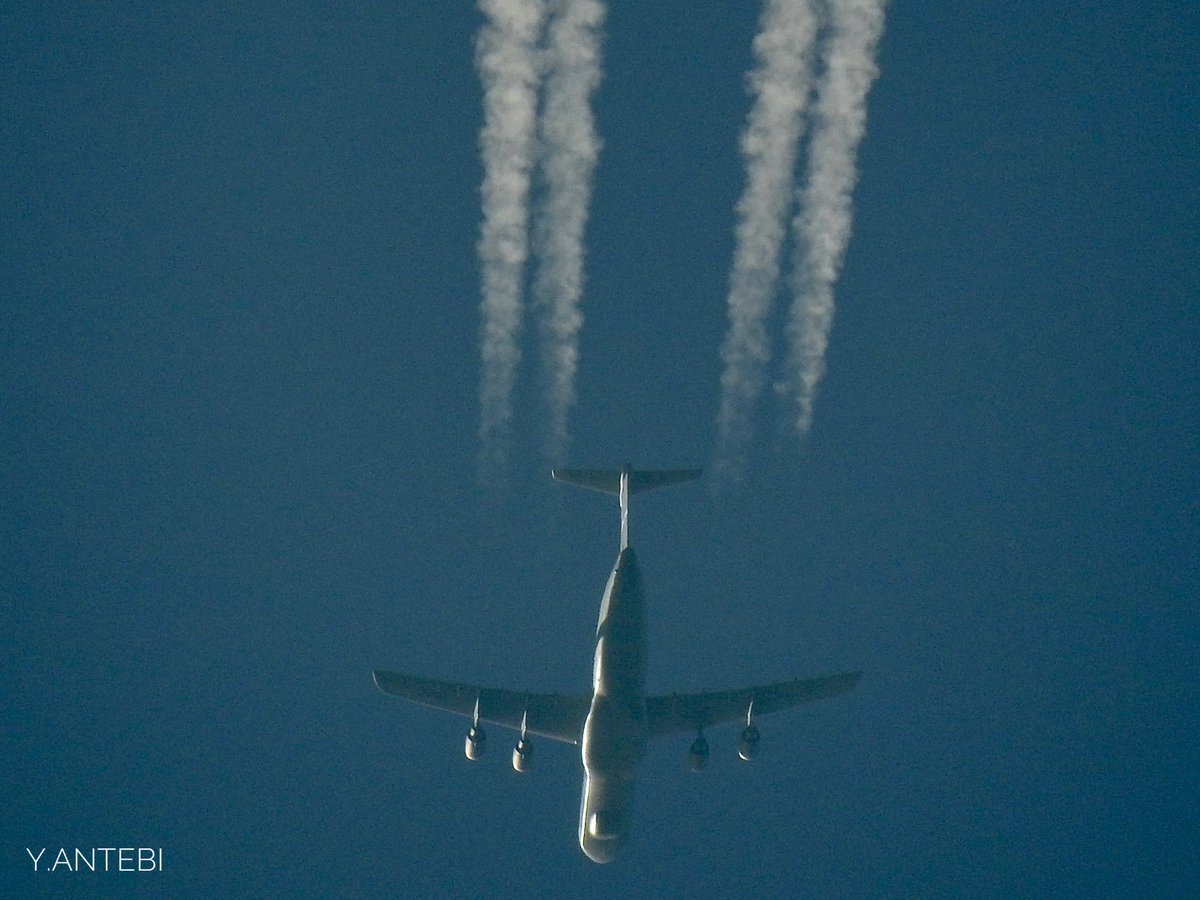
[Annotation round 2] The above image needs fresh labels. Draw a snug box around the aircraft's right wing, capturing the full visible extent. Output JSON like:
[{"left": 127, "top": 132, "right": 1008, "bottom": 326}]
[
  {"left": 372, "top": 670, "right": 589, "bottom": 745},
  {"left": 644, "top": 670, "right": 863, "bottom": 739}
]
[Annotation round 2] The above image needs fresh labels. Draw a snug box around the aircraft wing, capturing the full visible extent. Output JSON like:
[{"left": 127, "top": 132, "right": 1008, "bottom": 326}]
[
  {"left": 372, "top": 670, "right": 589, "bottom": 745},
  {"left": 644, "top": 670, "right": 863, "bottom": 738}
]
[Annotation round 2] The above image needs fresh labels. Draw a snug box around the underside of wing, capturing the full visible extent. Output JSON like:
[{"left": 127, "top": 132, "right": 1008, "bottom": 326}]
[
  {"left": 644, "top": 670, "right": 863, "bottom": 739},
  {"left": 372, "top": 670, "right": 589, "bottom": 745}
]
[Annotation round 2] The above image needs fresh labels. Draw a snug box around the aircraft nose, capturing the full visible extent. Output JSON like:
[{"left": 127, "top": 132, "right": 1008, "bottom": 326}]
[
  {"left": 580, "top": 835, "right": 623, "bottom": 864},
  {"left": 580, "top": 810, "right": 628, "bottom": 863}
]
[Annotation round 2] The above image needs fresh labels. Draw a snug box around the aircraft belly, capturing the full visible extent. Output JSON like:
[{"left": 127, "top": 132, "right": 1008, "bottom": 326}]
[
  {"left": 582, "top": 697, "right": 646, "bottom": 773},
  {"left": 578, "top": 694, "right": 645, "bottom": 863},
  {"left": 594, "top": 548, "right": 645, "bottom": 696}
]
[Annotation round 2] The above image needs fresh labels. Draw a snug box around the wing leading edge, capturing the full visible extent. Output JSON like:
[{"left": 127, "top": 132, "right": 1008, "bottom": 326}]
[
  {"left": 372, "top": 670, "right": 589, "bottom": 745},
  {"left": 645, "top": 670, "right": 863, "bottom": 738}
]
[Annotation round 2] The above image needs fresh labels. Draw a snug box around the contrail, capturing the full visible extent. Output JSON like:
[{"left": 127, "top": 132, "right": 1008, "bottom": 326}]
[
  {"left": 532, "top": 0, "right": 606, "bottom": 466},
  {"left": 715, "top": 0, "right": 819, "bottom": 481},
  {"left": 476, "top": 0, "right": 547, "bottom": 482},
  {"left": 783, "top": 0, "right": 886, "bottom": 434}
]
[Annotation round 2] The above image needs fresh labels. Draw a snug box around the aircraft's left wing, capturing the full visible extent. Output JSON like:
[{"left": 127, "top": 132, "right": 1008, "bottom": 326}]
[
  {"left": 372, "top": 670, "right": 589, "bottom": 745},
  {"left": 644, "top": 670, "right": 863, "bottom": 739}
]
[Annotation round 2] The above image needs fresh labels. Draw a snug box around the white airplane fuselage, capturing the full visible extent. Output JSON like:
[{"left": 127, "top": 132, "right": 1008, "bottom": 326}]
[
  {"left": 371, "top": 465, "right": 863, "bottom": 864},
  {"left": 579, "top": 545, "right": 647, "bottom": 863}
]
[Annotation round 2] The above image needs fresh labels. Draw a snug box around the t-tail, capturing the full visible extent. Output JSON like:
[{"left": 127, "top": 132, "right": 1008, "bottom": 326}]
[{"left": 552, "top": 464, "right": 702, "bottom": 549}]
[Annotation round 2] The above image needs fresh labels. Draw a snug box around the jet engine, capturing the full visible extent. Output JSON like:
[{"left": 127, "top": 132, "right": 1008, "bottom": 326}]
[
  {"left": 512, "top": 736, "right": 534, "bottom": 772},
  {"left": 687, "top": 733, "right": 709, "bottom": 772},
  {"left": 464, "top": 724, "right": 487, "bottom": 761},
  {"left": 738, "top": 723, "right": 760, "bottom": 761},
  {"left": 512, "top": 710, "right": 533, "bottom": 772}
]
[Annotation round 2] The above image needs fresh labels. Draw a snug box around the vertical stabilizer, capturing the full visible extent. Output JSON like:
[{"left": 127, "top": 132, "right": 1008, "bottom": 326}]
[{"left": 552, "top": 465, "right": 701, "bottom": 549}]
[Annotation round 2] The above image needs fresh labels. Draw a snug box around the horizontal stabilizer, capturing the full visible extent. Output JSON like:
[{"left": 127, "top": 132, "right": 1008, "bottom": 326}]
[{"left": 552, "top": 467, "right": 702, "bottom": 496}]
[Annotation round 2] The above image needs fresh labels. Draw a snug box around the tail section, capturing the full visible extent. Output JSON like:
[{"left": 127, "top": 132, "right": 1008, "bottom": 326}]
[
  {"left": 551, "top": 466, "right": 702, "bottom": 496},
  {"left": 553, "top": 464, "right": 701, "bottom": 549}
]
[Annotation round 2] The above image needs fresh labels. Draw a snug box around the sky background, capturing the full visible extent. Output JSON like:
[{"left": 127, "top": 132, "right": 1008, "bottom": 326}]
[{"left": 3, "top": 1, "right": 1197, "bottom": 897}]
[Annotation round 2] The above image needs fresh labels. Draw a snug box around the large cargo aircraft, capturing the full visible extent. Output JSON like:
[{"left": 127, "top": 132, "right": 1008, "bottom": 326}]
[{"left": 373, "top": 465, "right": 861, "bottom": 863}]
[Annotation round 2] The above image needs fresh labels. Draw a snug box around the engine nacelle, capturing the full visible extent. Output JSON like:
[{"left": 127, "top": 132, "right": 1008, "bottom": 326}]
[
  {"left": 465, "top": 725, "right": 486, "bottom": 761},
  {"left": 687, "top": 733, "right": 709, "bottom": 772},
  {"left": 738, "top": 723, "right": 761, "bottom": 761},
  {"left": 512, "top": 737, "right": 534, "bottom": 772}
]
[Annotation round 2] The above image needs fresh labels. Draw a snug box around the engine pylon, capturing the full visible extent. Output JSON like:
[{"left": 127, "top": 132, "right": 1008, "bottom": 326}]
[
  {"left": 738, "top": 699, "right": 760, "bottom": 761},
  {"left": 465, "top": 696, "right": 486, "bottom": 760},
  {"left": 512, "top": 710, "right": 534, "bottom": 772},
  {"left": 687, "top": 731, "right": 709, "bottom": 772}
]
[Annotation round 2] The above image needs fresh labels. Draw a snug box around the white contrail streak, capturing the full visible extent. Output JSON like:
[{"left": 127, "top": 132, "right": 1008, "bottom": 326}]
[
  {"left": 715, "top": 0, "right": 818, "bottom": 481},
  {"left": 783, "top": 0, "right": 886, "bottom": 434},
  {"left": 476, "top": 0, "right": 547, "bottom": 482},
  {"left": 532, "top": 0, "right": 605, "bottom": 466}
]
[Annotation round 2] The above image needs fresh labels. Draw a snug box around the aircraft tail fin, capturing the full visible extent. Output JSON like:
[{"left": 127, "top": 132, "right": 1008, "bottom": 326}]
[
  {"left": 554, "top": 465, "right": 701, "bottom": 549},
  {"left": 552, "top": 467, "right": 702, "bottom": 496}
]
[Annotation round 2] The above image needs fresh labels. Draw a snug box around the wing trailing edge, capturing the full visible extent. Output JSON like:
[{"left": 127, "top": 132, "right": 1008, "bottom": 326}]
[
  {"left": 644, "top": 670, "right": 863, "bottom": 739},
  {"left": 372, "top": 670, "right": 589, "bottom": 745}
]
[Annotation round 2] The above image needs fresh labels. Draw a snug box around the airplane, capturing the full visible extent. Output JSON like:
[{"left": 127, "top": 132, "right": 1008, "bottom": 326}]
[{"left": 373, "top": 465, "right": 862, "bottom": 863}]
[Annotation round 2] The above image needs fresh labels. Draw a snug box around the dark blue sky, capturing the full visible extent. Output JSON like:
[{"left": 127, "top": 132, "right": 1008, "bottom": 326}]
[{"left": 3, "top": 2, "right": 1197, "bottom": 897}]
